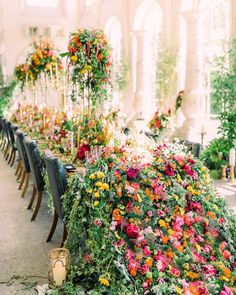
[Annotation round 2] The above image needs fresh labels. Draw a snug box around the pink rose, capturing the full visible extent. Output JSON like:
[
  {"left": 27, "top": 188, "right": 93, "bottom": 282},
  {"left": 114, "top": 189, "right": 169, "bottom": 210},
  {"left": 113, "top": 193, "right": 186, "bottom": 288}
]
[
  {"left": 126, "top": 223, "right": 140, "bottom": 239},
  {"left": 223, "top": 250, "right": 231, "bottom": 260},
  {"left": 143, "top": 246, "right": 151, "bottom": 256},
  {"left": 139, "top": 264, "right": 149, "bottom": 275},
  {"left": 171, "top": 267, "right": 180, "bottom": 277},
  {"left": 142, "top": 281, "right": 149, "bottom": 289},
  {"left": 94, "top": 218, "right": 103, "bottom": 227},
  {"left": 220, "top": 286, "right": 233, "bottom": 295}
]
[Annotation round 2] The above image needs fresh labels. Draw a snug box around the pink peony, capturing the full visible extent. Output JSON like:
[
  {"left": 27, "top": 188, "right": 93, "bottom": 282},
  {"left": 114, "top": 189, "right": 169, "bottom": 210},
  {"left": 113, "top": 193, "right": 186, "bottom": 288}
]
[
  {"left": 126, "top": 223, "right": 140, "bottom": 239},
  {"left": 202, "top": 264, "right": 216, "bottom": 277},
  {"left": 125, "top": 249, "right": 134, "bottom": 260}
]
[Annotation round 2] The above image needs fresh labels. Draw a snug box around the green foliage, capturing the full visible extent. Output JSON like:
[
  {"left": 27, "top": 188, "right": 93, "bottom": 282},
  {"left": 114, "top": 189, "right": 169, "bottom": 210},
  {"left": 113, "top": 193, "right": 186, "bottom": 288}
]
[
  {"left": 200, "top": 137, "right": 231, "bottom": 177},
  {"left": 156, "top": 36, "right": 178, "bottom": 103},
  {"left": 0, "top": 61, "right": 16, "bottom": 116},
  {"left": 211, "top": 38, "right": 236, "bottom": 144},
  {"left": 113, "top": 57, "right": 129, "bottom": 92}
]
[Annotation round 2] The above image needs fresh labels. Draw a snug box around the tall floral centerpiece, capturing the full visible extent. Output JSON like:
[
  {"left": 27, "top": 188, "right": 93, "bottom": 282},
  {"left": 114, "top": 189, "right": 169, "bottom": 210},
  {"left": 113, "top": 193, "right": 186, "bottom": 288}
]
[
  {"left": 14, "top": 38, "right": 63, "bottom": 93},
  {"left": 65, "top": 29, "right": 112, "bottom": 113}
]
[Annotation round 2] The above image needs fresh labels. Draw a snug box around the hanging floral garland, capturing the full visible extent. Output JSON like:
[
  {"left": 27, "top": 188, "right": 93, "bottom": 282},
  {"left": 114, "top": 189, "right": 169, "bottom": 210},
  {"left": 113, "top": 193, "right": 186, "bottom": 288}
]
[
  {"left": 65, "top": 29, "right": 112, "bottom": 112},
  {"left": 14, "top": 38, "right": 63, "bottom": 90}
]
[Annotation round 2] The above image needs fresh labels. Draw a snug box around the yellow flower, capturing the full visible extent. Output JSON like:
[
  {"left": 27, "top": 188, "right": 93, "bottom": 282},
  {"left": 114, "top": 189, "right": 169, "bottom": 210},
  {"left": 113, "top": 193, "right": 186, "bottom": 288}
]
[
  {"left": 177, "top": 174, "right": 182, "bottom": 183},
  {"left": 159, "top": 219, "right": 166, "bottom": 227},
  {"left": 85, "top": 65, "right": 93, "bottom": 71},
  {"left": 94, "top": 192, "right": 100, "bottom": 198},
  {"left": 168, "top": 228, "right": 174, "bottom": 235},
  {"left": 70, "top": 55, "right": 78, "bottom": 62},
  {"left": 95, "top": 181, "right": 103, "bottom": 187},
  {"left": 97, "top": 171, "right": 104, "bottom": 178},
  {"left": 176, "top": 287, "right": 182, "bottom": 294},
  {"left": 89, "top": 173, "right": 96, "bottom": 179},
  {"left": 87, "top": 189, "right": 93, "bottom": 193},
  {"left": 94, "top": 201, "right": 99, "bottom": 207},
  {"left": 102, "top": 183, "right": 109, "bottom": 190},
  {"left": 99, "top": 277, "right": 109, "bottom": 287},
  {"left": 80, "top": 69, "right": 87, "bottom": 74}
]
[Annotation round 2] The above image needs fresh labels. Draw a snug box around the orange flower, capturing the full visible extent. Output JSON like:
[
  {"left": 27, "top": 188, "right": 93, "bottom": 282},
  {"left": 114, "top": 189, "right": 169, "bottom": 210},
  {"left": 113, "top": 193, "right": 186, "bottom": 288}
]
[
  {"left": 129, "top": 269, "right": 137, "bottom": 277},
  {"left": 133, "top": 206, "right": 140, "bottom": 215},
  {"left": 136, "top": 252, "right": 143, "bottom": 260},
  {"left": 223, "top": 267, "right": 231, "bottom": 279},
  {"left": 162, "top": 236, "right": 169, "bottom": 244},
  {"left": 117, "top": 188, "right": 122, "bottom": 197},
  {"left": 113, "top": 208, "right": 122, "bottom": 221},
  {"left": 146, "top": 257, "right": 153, "bottom": 267},
  {"left": 165, "top": 251, "right": 174, "bottom": 259},
  {"left": 185, "top": 271, "right": 200, "bottom": 279},
  {"left": 145, "top": 188, "right": 151, "bottom": 196}
]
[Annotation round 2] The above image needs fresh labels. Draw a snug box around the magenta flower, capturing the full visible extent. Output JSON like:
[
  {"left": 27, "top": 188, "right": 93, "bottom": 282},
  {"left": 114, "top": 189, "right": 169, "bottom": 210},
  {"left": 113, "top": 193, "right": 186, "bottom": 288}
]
[
  {"left": 164, "top": 163, "right": 175, "bottom": 176},
  {"left": 126, "top": 223, "right": 140, "bottom": 239},
  {"left": 126, "top": 167, "right": 139, "bottom": 180}
]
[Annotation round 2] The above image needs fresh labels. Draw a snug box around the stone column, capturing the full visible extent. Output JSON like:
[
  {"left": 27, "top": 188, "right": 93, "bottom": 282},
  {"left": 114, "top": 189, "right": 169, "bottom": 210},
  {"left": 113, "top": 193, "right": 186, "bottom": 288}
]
[
  {"left": 231, "top": 0, "right": 236, "bottom": 37},
  {"left": 175, "top": 11, "right": 204, "bottom": 141}
]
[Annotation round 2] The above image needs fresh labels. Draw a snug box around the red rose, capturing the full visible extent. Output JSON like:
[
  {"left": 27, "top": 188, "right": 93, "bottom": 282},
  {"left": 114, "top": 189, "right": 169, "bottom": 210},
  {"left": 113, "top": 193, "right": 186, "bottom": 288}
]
[
  {"left": 126, "top": 223, "right": 140, "bottom": 239},
  {"left": 77, "top": 144, "right": 90, "bottom": 160}
]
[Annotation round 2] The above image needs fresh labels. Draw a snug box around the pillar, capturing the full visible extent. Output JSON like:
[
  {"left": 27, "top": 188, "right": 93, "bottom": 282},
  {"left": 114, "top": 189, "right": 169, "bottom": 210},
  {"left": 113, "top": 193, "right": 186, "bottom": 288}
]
[{"left": 175, "top": 10, "right": 204, "bottom": 141}]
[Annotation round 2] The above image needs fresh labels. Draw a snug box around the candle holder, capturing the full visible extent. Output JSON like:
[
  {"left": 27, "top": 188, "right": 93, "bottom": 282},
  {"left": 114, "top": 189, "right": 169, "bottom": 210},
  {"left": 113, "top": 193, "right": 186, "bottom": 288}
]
[
  {"left": 48, "top": 248, "right": 70, "bottom": 289},
  {"left": 229, "top": 165, "right": 235, "bottom": 183},
  {"left": 221, "top": 165, "right": 227, "bottom": 181}
]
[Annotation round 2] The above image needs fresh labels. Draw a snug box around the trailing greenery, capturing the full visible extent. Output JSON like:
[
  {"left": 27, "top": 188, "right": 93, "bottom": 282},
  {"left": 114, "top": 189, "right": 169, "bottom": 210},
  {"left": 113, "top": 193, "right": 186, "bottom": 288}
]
[
  {"left": 211, "top": 38, "right": 236, "bottom": 145},
  {"left": 200, "top": 137, "right": 231, "bottom": 179}
]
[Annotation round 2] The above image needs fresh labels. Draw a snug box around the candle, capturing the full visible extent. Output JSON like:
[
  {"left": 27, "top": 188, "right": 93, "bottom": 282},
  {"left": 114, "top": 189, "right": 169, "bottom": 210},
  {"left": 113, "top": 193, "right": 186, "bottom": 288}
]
[
  {"left": 55, "top": 63, "right": 59, "bottom": 86},
  {"left": 53, "top": 258, "right": 67, "bottom": 287},
  {"left": 43, "top": 114, "right": 46, "bottom": 128},
  {"left": 29, "top": 115, "right": 33, "bottom": 128},
  {"left": 77, "top": 127, "right": 80, "bottom": 147},
  {"left": 229, "top": 148, "right": 235, "bottom": 166},
  {"left": 70, "top": 131, "right": 74, "bottom": 155},
  {"left": 50, "top": 64, "right": 53, "bottom": 81}
]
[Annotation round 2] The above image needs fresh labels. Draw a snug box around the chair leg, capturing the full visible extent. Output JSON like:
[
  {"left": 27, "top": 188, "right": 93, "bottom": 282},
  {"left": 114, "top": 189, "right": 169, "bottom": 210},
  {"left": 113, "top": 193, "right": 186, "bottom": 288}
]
[
  {"left": 16, "top": 164, "right": 23, "bottom": 180},
  {"left": 31, "top": 191, "right": 42, "bottom": 221},
  {"left": 10, "top": 150, "right": 16, "bottom": 167},
  {"left": 7, "top": 148, "right": 13, "bottom": 165},
  {"left": 15, "top": 160, "right": 21, "bottom": 176},
  {"left": 4, "top": 143, "right": 10, "bottom": 159},
  {"left": 27, "top": 185, "right": 36, "bottom": 209},
  {"left": 46, "top": 210, "right": 58, "bottom": 242},
  {"left": 60, "top": 224, "right": 67, "bottom": 247},
  {"left": 21, "top": 172, "right": 30, "bottom": 198},
  {"left": 18, "top": 170, "right": 26, "bottom": 189}
]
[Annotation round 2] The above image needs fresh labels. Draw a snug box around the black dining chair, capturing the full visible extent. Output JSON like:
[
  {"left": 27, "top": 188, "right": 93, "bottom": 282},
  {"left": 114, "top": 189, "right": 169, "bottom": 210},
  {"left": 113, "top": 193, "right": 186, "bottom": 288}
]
[
  {"left": 23, "top": 137, "right": 45, "bottom": 221},
  {"left": 6, "top": 122, "right": 18, "bottom": 167},
  {"left": 15, "top": 129, "right": 31, "bottom": 198},
  {"left": 44, "top": 154, "right": 67, "bottom": 246}
]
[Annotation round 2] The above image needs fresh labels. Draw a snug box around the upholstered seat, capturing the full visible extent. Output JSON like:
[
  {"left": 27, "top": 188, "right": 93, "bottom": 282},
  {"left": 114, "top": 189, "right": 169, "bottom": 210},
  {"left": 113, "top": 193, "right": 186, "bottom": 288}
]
[
  {"left": 44, "top": 154, "right": 67, "bottom": 246},
  {"left": 15, "top": 130, "right": 31, "bottom": 198},
  {"left": 23, "top": 138, "right": 45, "bottom": 221}
]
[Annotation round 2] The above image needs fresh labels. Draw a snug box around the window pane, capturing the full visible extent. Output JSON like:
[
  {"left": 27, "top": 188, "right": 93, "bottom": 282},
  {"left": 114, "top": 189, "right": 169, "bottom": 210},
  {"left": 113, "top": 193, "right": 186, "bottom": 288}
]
[{"left": 26, "top": 0, "right": 58, "bottom": 7}]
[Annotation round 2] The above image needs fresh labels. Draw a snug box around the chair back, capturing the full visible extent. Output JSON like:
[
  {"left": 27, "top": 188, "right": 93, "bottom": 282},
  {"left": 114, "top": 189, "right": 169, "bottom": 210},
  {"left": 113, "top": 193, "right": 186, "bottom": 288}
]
[
  {"left": 179, "top": 139, "right": 202, "bottom": 158},
  {"left": 23, "top": 138, "right": 44, "bottom": 192},
  {"left": 7, "top": 121, "right": 17, "bottom": 148},
  {"left": 15, "top": 129, "right": 31, "bottom": 172},
  {"left": 44, "top": 154, "right": 67, "bottom": 220}
]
